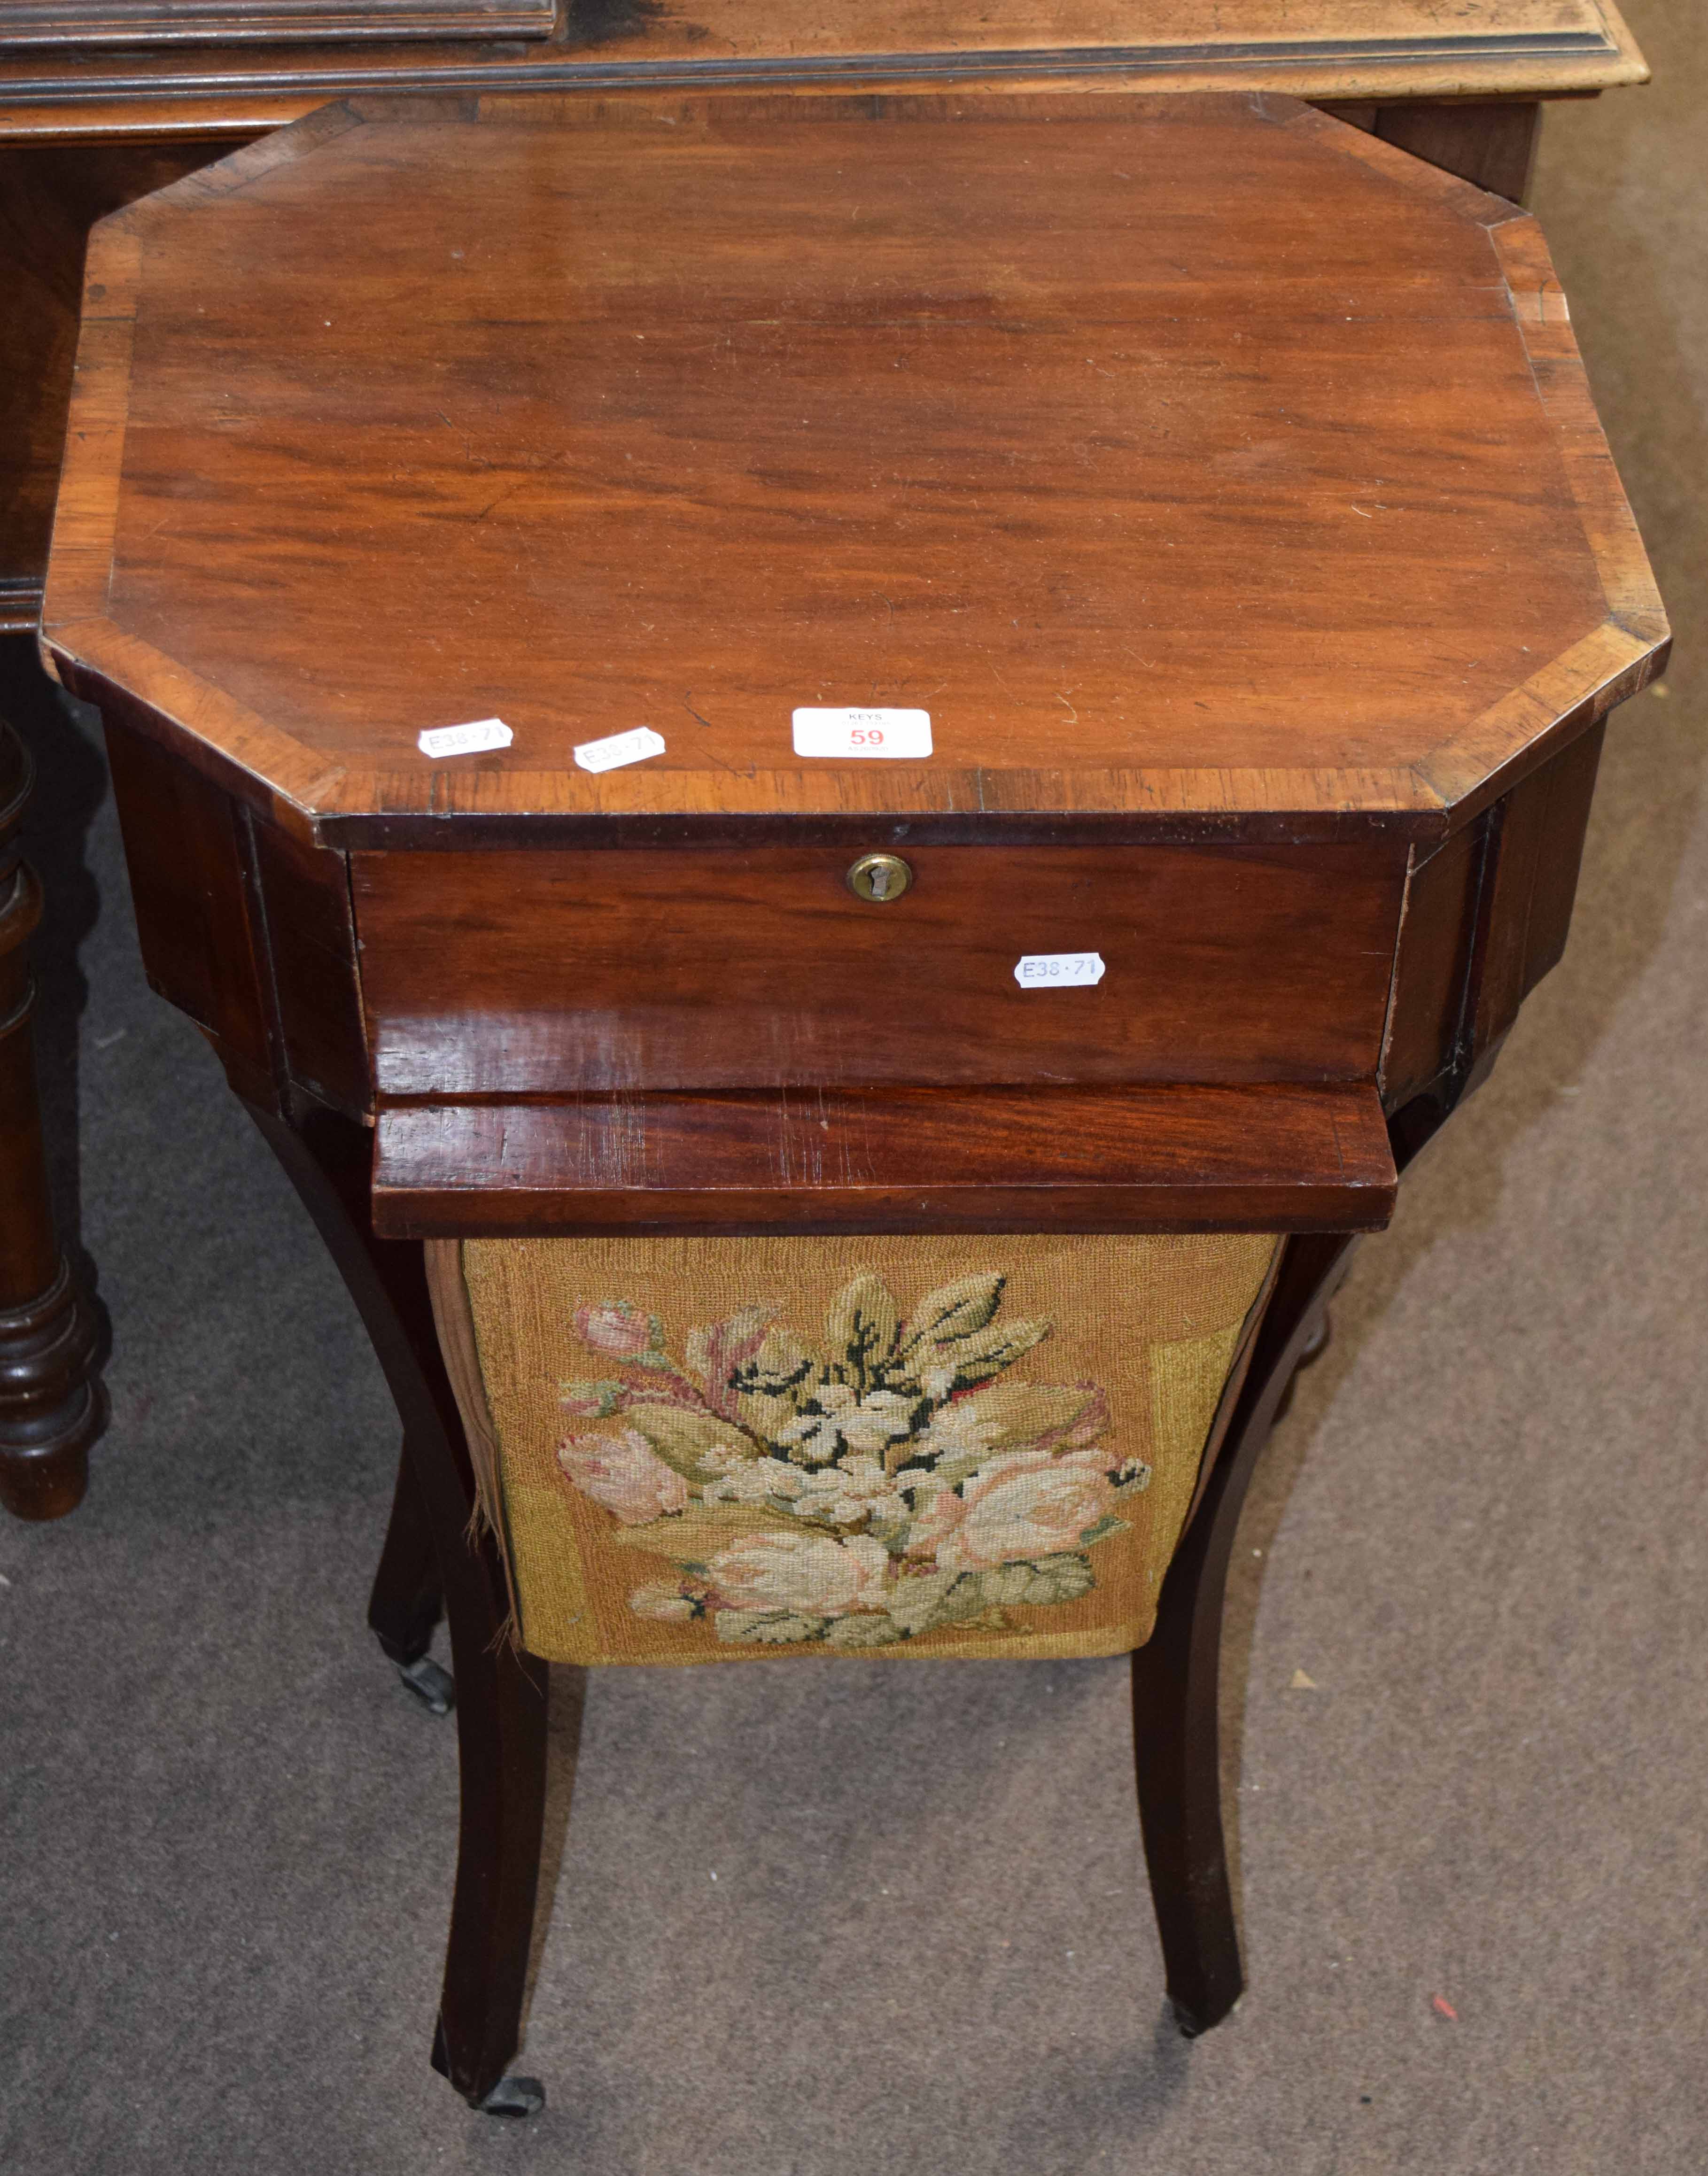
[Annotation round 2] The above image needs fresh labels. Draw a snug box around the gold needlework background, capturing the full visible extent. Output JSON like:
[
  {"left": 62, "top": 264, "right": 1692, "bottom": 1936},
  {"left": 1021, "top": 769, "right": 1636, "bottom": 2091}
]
[{"left": 461, "top": 1233, "right": 1278, "bottom": 1667}]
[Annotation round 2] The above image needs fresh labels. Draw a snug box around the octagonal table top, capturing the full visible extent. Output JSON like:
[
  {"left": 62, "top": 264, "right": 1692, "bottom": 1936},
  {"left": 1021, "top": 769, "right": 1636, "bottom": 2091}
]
[{"left": 42, "top": 90, "right": 1666, "bottom": 847}]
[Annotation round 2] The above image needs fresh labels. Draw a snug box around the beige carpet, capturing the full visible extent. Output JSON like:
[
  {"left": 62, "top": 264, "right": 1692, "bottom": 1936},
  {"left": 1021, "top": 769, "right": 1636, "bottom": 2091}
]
[{"left": 0, "top": 6, "right": 1703, "bottom": 2167}]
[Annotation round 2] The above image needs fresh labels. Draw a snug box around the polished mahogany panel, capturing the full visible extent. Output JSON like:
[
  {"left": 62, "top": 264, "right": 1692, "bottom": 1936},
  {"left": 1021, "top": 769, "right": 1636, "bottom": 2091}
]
[
  {"left": 352, "top": 840, "right": 1407, "bottom": 1096},
  {"left": 44, "top": 94, "right": 1663, "bottom": 844},
  {"left": 370, "top": 1082, "right": 1397, "bottom": 1238}
]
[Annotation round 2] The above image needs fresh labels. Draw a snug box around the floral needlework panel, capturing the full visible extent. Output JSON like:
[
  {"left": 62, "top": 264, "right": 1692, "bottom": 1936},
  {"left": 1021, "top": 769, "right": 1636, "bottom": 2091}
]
[{"left": 458, "top": 1233, "right": 1279, "bottom": 1666}]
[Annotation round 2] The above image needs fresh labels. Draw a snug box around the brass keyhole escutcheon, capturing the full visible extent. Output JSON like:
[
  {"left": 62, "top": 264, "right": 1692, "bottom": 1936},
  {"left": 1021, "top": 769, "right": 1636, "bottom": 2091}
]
[{"left": 846, "top": 852, "right": 914, "bottom": 903}]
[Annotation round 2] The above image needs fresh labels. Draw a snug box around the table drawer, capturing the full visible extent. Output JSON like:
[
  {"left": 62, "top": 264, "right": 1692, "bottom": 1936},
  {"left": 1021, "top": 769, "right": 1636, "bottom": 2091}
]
[{"left": 352, "top": 842, "right": 1405, "bottom": 1097}]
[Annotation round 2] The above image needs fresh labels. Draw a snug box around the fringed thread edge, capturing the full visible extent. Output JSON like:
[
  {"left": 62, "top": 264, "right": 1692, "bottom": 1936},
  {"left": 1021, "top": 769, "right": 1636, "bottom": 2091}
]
[{"left": 423, "top": 1235, "right": 526, "bottom": 1653}]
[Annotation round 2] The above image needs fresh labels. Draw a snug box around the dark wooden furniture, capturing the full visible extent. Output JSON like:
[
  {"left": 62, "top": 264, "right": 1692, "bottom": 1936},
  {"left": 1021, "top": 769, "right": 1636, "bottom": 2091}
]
[
  {"left": 0, "top": 0, "right": 556, "bottom": 50},
  {"left": 0, "top": 711, "right": 101, "bottom": 1516},
  {"left": 0, "top": 4, "right": 1652, "bottom": 1496},
  {"left": 0, "top": 0, "right": 1654, "bottom": 638},
  {"left": 37, "top": 92, "right": 1665, "bottom": 2110}
]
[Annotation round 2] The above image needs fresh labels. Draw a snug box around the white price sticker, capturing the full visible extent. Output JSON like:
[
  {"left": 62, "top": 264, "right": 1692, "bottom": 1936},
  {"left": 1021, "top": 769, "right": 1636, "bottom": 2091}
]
[
  {"left": 417, "top": 718, "right": 512, "bottom": 759},
  {"left": 792, "top": 707, "right": 932, "bottom": 759},
  {"left": 1014, "top": 952, "right": 1106, "bottom": 989},
  {"left": 574, "top": 726, "right": 667, "bottom": 774}
]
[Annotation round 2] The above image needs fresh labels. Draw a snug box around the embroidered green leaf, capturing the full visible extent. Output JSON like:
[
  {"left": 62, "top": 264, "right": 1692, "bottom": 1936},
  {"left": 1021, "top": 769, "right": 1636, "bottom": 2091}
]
[
  {"left": 973, "top": 1564, "right": 1040, "bottom": 1609},
  {"left": 824, "top": 1274, "right": 901, "bottom": 1387},
  {"left": 623, "top": 1404, "right": 752, "bottom": 1482},
  {"left": 1013, "top": 1553, "right": 1096, "bottom": 1607},
  {"left": 729, "top": 1329, "right": 818, "bottom": 1433},
  {"left": 714, "top": 1609, "right": 825, "bottom": 1645},
  {"left": 609, "top": 1500, "right": 823, "bottom": 1563},
  {"left": 684, "top": 1304, "right": 779, "bottom": 1406},
  {"left": 901, "top": 1274, "right": 1007, "bottom": 1351},
  {"left": 558, "top": 1378, "right": 628, "bottom": 1419},
  {"left": 824, "top": 1614, "right": 903, "bottom": 1649},
  {"left": 882, "top": 1568, "right": 963, "bottom": 1637},
  {"left": 1077, "top": 1514, "right": 1132, "bottom": 1548},
  {"left": 947, "top": 1383, "right": 1095, "bottom": 1460},
  {"left": 938, "top": 1575, "right": 999, "bottom": 1624},
  {"left": 932, "top": 1316, "right": 1054, "bottom": 1390}
]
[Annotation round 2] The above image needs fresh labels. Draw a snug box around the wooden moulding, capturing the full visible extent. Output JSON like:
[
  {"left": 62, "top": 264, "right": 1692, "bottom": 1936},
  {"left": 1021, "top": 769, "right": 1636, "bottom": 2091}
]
[
  {"left": 369, "top": 1083, "right": 1399, "bottom": 1239},
  {"left": 40, "top": 90, "right": 1667, "bottom": 853},
  {"left": 0, "top": 0, "right": 554, "bottom": 54},
  {"left": 0, "top": 0, "right": 1650, "bottom": 144}
]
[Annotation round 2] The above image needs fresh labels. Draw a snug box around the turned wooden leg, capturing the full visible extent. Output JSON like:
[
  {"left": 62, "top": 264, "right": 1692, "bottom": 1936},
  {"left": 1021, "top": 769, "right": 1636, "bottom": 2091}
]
[
  {"left": 245, "top": 1097, "right": 554, "bottom": 2114},
  {"left": 0, "top": 718, "right": 101, "bottom": 1521},
  {"left": 1131, "top": 1232, "right": 1355, "bottom": 2036}
]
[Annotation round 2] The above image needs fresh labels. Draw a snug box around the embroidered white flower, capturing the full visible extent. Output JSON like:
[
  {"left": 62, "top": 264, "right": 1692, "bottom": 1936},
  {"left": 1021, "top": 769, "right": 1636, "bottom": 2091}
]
[
  {"left": 558, "top": 1267, "right": 1145, "bottom": 1650},
  {"left": 701, "top": 1454, "right": 806, "bottom": 1506},
  {"left": 707, "top": 1531, "right": 893, "bottom": 1618},
  {"left": 910, "top": 1397, "right": 1004, "bottom": 1468},
  {"left": 791, "top": 1455, "right": 907, "bottom": 1527},
  {"left": 776, "top": 1385, "right": 916, "bottom": 1462}
]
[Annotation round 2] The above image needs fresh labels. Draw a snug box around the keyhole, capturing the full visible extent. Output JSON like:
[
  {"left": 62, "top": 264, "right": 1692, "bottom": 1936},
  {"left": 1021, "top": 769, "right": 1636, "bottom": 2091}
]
[{"left": 846, "top": 852, "right": 913, "bottom": 903}]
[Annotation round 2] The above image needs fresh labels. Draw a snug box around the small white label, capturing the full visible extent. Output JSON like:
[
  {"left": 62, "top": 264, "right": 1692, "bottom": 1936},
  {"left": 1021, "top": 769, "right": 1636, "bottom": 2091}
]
[
  {"left": 792, "top": 707, "right": 932, "bottom": 759},
  {"left": 1014, "top": 952, "right": 1106, "bottom": 989},
  {"left": 574, "top": 725, "right": 667, "bottom": 774},
  {"left": 417, "top": 717, "right": 512, "bottom": 759}
]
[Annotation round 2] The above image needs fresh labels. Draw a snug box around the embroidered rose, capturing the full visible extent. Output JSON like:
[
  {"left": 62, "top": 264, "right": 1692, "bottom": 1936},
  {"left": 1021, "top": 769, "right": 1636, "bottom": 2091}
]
[
  {"left": 573, "top": 1302, "right": 656, "bottom": 1357},
  {"left": 707, "top": 1531, "right": 893, "bottom": 1618},
  {"left": 776, "top": 1385, "right": 916, "bottom": 1463},
  {"left": 550, "top": 1265, "right": 1137, "bottom": 1648},
  {"left": 557, "top": 1427, "right": 688, "bottom": 1525},
  {"left": 906, "top": 1449, "right": 1114, "bottom": 1573}
]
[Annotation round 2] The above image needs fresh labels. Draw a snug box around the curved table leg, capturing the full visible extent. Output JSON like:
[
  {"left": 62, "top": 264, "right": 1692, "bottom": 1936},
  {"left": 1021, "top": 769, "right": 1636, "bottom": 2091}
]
[
  {"left": 370, "top": 1436, "right": 453, "bottom": 1711},
  {"left": 245, "top": 1098, "right": 552, "bottom": 2114},
  {"left": 0, "top": 718, "right": 101, "bottom": 1521},
  {"left": 1130, "top": 1231, "right": 1355, "bottom": 2036},
  {"left": 1272, "top": 1307, "right": 1332, "bottom": 1424}
]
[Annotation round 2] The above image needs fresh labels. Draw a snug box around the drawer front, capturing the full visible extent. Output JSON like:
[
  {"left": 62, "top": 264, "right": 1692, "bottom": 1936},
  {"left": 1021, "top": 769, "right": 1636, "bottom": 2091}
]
[{"left": 352, "top": 843, "right": 1405, "bottom": 1097}]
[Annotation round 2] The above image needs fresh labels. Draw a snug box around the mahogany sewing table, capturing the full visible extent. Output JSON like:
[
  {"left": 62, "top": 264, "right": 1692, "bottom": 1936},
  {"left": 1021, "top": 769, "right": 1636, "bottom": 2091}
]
[
  {"left": 0, "top": 0, "right": 1656, "bottom": 1522},
  {"left": 26, "top": 90, "right": 1667, "bottom": 2104}
]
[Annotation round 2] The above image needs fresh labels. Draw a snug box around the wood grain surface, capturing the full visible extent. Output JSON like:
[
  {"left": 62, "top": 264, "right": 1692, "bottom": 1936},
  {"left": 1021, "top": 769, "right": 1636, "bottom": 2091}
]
[
  {"left": 0, "top": 0, "right": 552, "bottom": 52},
  {"left": 42, "top": 92, "right": 1665, "bottom": 848},
  {"left": 369, "top": 1083, "right": 1398, "bottom": 1237},
  {"left": 353, "top": 840, "right": 1406, "bottom": 1095},
  {"left": 0, "top": 0, "right": 1648, "bottom": 143},
  {"left": 0, "top": 137, "right": 220, "bottom": 631}
]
